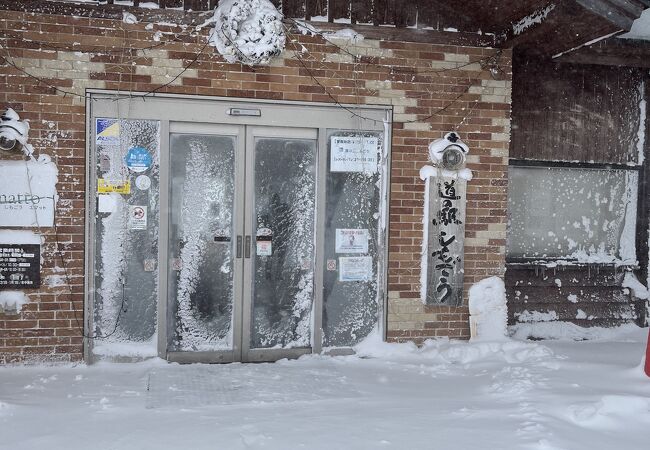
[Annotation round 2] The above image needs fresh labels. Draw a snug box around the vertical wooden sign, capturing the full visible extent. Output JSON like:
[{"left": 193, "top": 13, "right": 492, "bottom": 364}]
[{"left": 426, "top": 177, "right": 466, "bottom": 306}]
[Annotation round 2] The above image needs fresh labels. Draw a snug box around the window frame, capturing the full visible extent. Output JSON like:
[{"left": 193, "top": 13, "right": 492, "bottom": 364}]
[{"left": 506, "top": 159, "right": 642, "bottom": 267}]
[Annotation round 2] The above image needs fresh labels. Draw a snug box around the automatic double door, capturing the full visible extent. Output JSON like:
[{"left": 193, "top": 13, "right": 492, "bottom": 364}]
[
  {"left": 166, "top": 124, "right": 317, "bottom": 362},
  {"left": 87, "top": 95, "right": 390, "bottom": 364}
]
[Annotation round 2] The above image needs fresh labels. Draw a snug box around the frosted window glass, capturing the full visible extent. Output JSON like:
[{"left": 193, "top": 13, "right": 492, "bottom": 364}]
[
  {"left": 94, "top": 119, "right": 160, "bottom": 351},
  {"left": 251, "top": 138, "right": 316, "bottom": 349},
  {"left": 168, "top": 134, "right": 236, "bottom": 352},
  {"left": 507, "top": 166, "right": 637, "bottom": 259},
  {"left": 322, "top": 130, "right": 382, "bottom": 347}
]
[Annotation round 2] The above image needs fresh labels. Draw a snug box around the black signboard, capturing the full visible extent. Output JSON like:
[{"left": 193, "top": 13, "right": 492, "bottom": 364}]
[{"left": 0, "top": 244, "right": 41, "bottom": 289}]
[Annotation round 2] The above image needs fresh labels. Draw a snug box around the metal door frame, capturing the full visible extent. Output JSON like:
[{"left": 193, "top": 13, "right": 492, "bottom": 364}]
[{"left": 85, "top": 91, "right": 391, "bottom": 363}]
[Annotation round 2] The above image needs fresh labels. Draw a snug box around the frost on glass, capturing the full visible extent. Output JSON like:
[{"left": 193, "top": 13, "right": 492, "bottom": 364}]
[
  {"left": 507, "top": 166, "right": 638, "bottom": 261},
  {"left": 251, "top": 138, "right": 316, "bottom": 349},
  {"left": 323, "top": 130, "right": 382, "bottom": 348},
  {"left": 169, "top": 135, "right": 236, "bottom": 351},
  {"left": 94, "top": 119, "right": 160, "bottom": 353}
]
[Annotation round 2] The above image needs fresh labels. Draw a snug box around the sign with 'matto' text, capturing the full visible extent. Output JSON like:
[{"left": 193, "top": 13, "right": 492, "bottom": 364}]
[{"left": 0, "top": 159, "right": 57, "bottom": 227}]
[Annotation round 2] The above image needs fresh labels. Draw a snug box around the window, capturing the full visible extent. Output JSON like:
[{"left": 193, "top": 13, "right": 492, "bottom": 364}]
[{"left": 507, "top": 166, "right": 638, "bottom": 263}]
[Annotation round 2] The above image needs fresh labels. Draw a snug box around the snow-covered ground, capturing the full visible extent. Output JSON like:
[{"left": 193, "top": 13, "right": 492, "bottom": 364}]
[{"left": 1, "top": 326, "right": 649, "bottom": 450}]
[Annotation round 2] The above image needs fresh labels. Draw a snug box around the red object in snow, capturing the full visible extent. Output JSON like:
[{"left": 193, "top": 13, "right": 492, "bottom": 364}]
[{"left": 645, "top": 329, "right": 650, "bottom": 378}]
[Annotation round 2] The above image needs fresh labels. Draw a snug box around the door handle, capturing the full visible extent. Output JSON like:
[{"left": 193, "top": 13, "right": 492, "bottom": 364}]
[
  {"left": 236, "top": 235, "right": 242, "bottom": 258},
  {"left": 245, "top": 235, "right": 251, "bottom": 258}
]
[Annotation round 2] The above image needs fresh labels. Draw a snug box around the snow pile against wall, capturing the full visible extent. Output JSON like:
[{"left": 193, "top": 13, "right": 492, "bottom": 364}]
[
  {"left": 468, "top": 277, "right": 508, "bottom": 341},
  {"left": 0, "top": 291, "right": 29, "bottom": 313},
  {"left": 622, "top": 272, "right": 649, "bottom": 300},
  {"left": 207, "top": 0, "right": 286, "bottom": 65},
  {"left": 0, "top": 230, "right": 42, "bottom": 245},
  {"left": 355, "top": 326, "right": 553, "bottom": 364},
  {"left": 510, "top": 321, "right": 642, "bottom": 341}
]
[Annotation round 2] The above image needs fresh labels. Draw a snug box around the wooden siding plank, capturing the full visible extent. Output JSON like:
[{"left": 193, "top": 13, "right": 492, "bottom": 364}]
[
  {"left": 511, "top": 56, "right": 643, "bottom": 165},
  {"left": 505, "top": 267, "right": 626, "bottom": 287}
]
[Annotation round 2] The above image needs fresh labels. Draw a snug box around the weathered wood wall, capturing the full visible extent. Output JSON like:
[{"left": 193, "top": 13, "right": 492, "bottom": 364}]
[
  {"left": 505, "top": 265, "right": 646, "bottom": 330},
  {"left": 510, "top": 55, "right": 642, "bottom": 164},
  {"left": 511, "top": 55, "right": 644, "bottom": 165},
  {"left": 102, "top": 0, "right": 465, "bottom": 28},
  {"left": 507, "top": 54, "right": 649, "bottom": 332}
]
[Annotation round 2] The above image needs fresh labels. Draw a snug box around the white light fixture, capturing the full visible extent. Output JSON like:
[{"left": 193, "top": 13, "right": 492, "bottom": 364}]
[
  {"left": 440, "top": 144, "right": 466, "bottom": 171},
  {"left": 428, "top": 132, "right": 470, "bottom": 172},
  {"left": 0, "top": 108, "right": 29, "bottom": 153}
]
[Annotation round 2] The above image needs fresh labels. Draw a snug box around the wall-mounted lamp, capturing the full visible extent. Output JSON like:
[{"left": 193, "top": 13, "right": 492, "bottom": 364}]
[
  {"left": 0, "top": 108, "right": 30, "bottom": 154},
  {"left": 428, "top": 132, "right": 469, "bottom": 172}
]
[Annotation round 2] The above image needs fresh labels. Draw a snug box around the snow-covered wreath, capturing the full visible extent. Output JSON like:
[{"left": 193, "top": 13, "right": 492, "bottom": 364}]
[{"left": 208, "top": 0, "right": 286, "bottom": 66}]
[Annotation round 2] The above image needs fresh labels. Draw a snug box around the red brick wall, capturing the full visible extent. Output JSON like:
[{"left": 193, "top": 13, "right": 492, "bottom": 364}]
[{"left": 0, "top": 5, "right": 511, "bottom": 362}]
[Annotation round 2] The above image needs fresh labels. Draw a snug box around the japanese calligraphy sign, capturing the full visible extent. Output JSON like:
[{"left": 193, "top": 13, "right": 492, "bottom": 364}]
[
  {"left": 0, "top": 244, "right": 41, "bottom": 289},
  {"left": 426, "top": 177, "right": 466, "bottom": 306}
]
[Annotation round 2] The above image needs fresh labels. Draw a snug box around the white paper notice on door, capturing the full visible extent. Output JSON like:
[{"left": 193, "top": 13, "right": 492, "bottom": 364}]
[
  {"left": 330, "top": 136, "right": 379, "bottom": 173},
  {"left": 257, "top": 240, "right": 272, "bottom": 256},
  {"left": 335, "top": 228, "right": 369, "bottom": 253},
  {"left": 339, "top": 256, "right": 373, "bottom": 282}
]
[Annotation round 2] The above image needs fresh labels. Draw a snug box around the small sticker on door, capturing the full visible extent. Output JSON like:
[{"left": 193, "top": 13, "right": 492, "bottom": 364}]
[
  {"left": 97, "top": 178, "right": 130, "bottom": 194},
  {"left": 143, "top": 259, "right": 156, "bottom": 272},
  {"left": 327, "top": 259, "right": 337, "bottom": 271},
  {"left": 257, "top": 240, "right": 272, "bottom": 256},
  {"left": 135, "top": 174, "right": 151, "bottom": 191},
  {"left": 99, "top": 154, "right": 111, "bottom": 172},
  {"left": 171, "top": 258, "right": 182, "bottom": 271},
  {"left": 128, "top": 205, "right": 147, "bottom": 230}
]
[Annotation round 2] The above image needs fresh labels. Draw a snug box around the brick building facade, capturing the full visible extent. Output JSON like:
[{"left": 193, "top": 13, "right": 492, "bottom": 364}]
[{"left": 0, "top": 3, "right": 512, "bottom": 363}]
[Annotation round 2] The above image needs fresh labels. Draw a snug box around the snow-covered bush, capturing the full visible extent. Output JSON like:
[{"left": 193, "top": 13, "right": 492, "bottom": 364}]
[{"left": 208, "top": 0, "right": 286, "bottom": 66}]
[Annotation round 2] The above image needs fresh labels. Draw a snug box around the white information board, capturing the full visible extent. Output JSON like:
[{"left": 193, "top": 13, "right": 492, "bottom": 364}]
[
  {"left": 339, "top": 256, "right": 373, "bottom": 282},
  {"left": 335, "top": 228, "right": 369, "bottom": 253},
  {"left": 330, "top": 136, "right": 379, "bottom": 173}
]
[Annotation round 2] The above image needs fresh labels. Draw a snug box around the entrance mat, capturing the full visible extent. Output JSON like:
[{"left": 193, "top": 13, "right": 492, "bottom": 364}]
[{"left": 145, "top": 363, "right": 360, "bottom": 409}]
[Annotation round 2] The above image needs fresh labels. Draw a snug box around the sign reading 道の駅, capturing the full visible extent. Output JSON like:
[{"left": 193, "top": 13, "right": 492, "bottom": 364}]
[
  {"left": 0, "top": 244, "right": 41, "bottom": 289},
  {"left": 427, "top": 177, "right": 466, "bottom": 306}
]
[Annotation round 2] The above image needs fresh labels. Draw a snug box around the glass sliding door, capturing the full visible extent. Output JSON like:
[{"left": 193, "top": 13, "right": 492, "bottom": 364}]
[
  {"left": 248, "top": 136, "right": 317, "bottom": 352},
  {"left": 167, "top": 132, "right": 239, "bottom": 358}
]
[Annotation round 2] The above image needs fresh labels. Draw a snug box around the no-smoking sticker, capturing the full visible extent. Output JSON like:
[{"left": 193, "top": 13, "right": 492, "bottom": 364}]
[
  {"left": 327, "top": 259, "right": 337, "bottom": 271},
  {"left": 128, "top": 205, "right": 147, "bottom": 230}
]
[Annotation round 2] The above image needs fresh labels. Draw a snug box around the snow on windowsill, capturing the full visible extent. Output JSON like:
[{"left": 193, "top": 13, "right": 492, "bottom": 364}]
[
  {"left": 510, "top": 322, "right": 643, "bottom": 341},
  {"left": 0, "top": 230, "right": 43, "bottom": 245},
  {"left": 507, "top": 256, "right": 638, "bottom": 269}
]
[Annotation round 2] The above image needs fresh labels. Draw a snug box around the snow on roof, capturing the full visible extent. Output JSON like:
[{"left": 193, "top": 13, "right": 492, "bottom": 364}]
[{"left": 619, "top": 8, "right": 650, "bottom": 40}]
